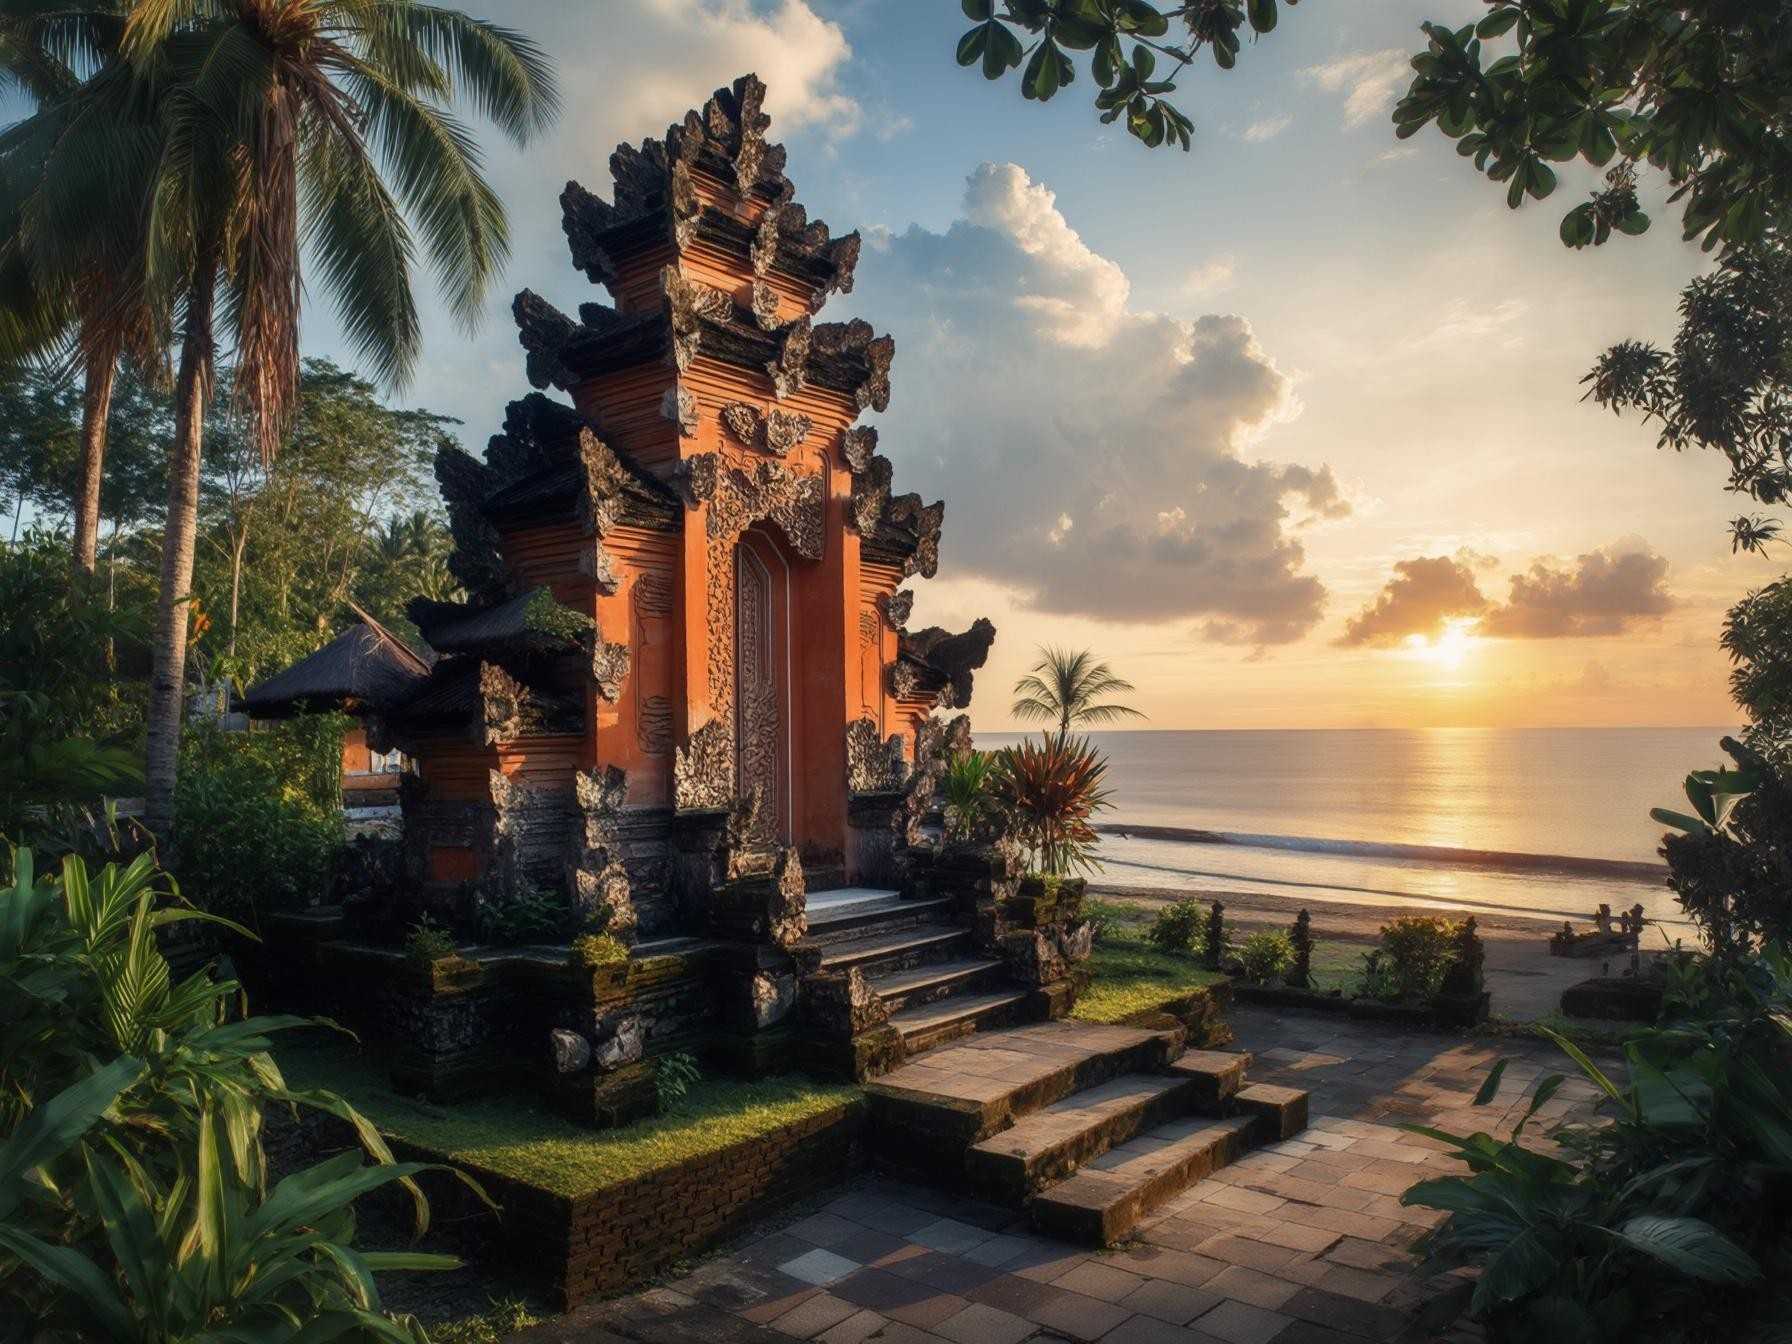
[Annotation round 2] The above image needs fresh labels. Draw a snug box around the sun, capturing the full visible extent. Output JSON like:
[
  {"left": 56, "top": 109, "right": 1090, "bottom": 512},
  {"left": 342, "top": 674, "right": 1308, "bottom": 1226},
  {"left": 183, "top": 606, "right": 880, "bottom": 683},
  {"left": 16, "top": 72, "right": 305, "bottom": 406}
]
[{"left": 1404, "top": 618, "right": 1481, "bottom": 670}]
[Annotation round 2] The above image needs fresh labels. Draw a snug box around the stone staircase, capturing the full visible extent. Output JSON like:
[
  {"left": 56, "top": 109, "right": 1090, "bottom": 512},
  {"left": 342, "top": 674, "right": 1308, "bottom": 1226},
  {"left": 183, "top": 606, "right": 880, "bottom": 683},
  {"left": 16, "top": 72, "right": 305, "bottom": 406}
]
[
  {"left": 864, "top": 1020, "right": 1308, "bottom": 1247},
  {"left": 798, "top": 888, "right": 1030, "bottom": 1058}
]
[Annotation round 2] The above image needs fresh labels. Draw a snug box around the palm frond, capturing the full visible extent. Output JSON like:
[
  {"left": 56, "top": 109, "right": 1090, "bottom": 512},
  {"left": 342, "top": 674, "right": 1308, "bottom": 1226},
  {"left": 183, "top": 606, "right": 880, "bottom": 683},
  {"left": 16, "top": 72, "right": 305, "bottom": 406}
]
[{"left": 358, "top": 2, "right": 559, "bottom": 144}]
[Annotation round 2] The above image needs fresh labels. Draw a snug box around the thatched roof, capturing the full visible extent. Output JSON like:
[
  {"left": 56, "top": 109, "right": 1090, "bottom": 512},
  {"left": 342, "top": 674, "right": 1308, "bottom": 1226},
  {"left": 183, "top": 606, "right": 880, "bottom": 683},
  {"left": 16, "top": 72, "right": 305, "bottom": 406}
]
[
  {"left": 242, "top": 610, "right": 431, "bottom": 717},
  {"left": 406, "top": 585, "right": 591, "bottom": 659}
]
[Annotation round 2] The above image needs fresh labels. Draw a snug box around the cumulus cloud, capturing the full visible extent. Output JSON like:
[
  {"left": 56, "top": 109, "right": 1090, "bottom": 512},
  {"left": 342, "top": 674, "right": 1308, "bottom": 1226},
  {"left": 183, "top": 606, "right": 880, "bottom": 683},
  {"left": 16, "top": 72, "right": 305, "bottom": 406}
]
[
  {"left": 1298, "top": 48, "right": 1411, "bottom": 128},
  {"left": 1183, "top": 254, "right": 1237, "bottom": 298},
  {"left": 1482, "top": 540, "right": 1674, "bottom": 638},
  {"left": 1338, "top": 555, "right": 1490, "bottom": 646},
  {"left": 1242, "top": 114, "right": 1292, "bottom": 143},
  {"left": 1342, "top": 540, "right": 1675, "bottom": 645},
  {"left": 849, "top": 163, "right": 1347, "bottom": 642}
]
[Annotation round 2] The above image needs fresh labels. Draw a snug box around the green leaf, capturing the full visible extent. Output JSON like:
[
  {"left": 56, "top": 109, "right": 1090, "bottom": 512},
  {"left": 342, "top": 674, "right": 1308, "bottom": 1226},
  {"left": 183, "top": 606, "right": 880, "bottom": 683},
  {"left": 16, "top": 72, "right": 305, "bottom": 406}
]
[
  {"left": 961, "top": 0, "right": 993, "bottom": 17},
  {"left": 1476, "top": 6, "right": 1520, "bottom": 38},
  {"left": 1610, "top": 1217, "right": 1760, "bottom": 1284},
  {"left": 0, "top": 1056, "right": 143, "bottom": 1216},
  {"left": 1650, "top": 807, "right": 1709, "bottom": 835},
  {"left": 984, "top": 21, "right": 1024, "bottom": 78},
  {"left": 1476, "top": 1226, "right": 1559, "bottom": 1308},
  {"left": 1540, "top": 1027, "right": 1626, "bottom": 1109},
  {"left": 0, "top": 1227, "right": 134, "bottom": 1338},
  {"left": 956, "top": 25, "right": 988, "bottom": 67},
  {"left": 1248, "top": 0, "right": 1278, "bottom": 34}
]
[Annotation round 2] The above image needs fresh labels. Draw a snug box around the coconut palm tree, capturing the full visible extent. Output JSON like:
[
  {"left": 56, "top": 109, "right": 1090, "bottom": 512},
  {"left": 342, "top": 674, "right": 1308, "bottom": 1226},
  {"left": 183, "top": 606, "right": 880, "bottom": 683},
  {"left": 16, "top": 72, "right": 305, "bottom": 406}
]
[
  {"left": 24, "top": 0, "right": 558, "bottom": 839},
  {"left": 1011, "top": 646, "right": 1147, "bottom": 735},
  {"left": 0, "top": 7, "right": 164, "bottom": 576}
]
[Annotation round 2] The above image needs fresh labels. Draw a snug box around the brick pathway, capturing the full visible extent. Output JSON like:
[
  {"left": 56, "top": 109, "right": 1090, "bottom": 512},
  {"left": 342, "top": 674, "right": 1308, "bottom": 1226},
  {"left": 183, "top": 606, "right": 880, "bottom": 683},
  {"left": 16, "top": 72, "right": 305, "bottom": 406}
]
[{"left": 515, "top": 1006, "right": 1610, "bottom": 1344}]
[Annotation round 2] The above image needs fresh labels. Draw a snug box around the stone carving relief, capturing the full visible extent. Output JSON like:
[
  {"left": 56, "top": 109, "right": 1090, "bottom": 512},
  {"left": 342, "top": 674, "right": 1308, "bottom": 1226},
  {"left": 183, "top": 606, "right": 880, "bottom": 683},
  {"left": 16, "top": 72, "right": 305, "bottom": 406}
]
[
  {"left": 659, "top": 385, "right": 699, "bottom": 438},
  {"left": 735, "top": 545, "right": 781, "bottom": 847},
  {"left": 478, "top": 662, "right": 581, "bottom": 746},
  {"left": 565, "top": 765, "right": 639, "bottom": 944},
  {"left": 637, "top": 697, "right": 674, "bottom": 756},
  {"left": 590, "top": 640, "right": 631, "bottom": 703},
  {"left": 749, "top": 280, "right": 781, "bottom": 330},
  {"left": 882, "top": 589, "right": 914, "bottom": 629},
  {"left": 674, "top": 718, "right": 733, "bottom": 812},
  {"left": 575, "top": 426, "right": 631, "bottom": 593},
  {"left": 846, "top": 717, "right": 908, "bottom": 794},
  {"left": 662, "top": 266, "right": 734, "bottom": 373},
  {"left": 720, "top": 401, "right": 812, "bottom": 456},
  {"left": 765, "top": 316, "right": 812, "bottom": 400},
  {"left": 673, "top": 452, "right": 823, "bottom": 805}
]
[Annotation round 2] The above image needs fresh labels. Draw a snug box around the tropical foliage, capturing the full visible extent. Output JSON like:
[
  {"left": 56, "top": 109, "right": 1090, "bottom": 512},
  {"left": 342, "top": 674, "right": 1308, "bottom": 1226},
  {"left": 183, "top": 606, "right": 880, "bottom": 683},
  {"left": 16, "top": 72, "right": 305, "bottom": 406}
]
[
  {"left": 173, "top": 713, "right": 348, "bottom": 926},
  {"left": 1359, "top": 915, "right": 1465, "bottom": 1002},
  {"left": 1147, "top": 897, "right": 1207, "bottom": 956},
  {"left": 954, "top": 1, "right": 1789, "bottom": 257},
  {"left": 942, "top": 747, "right": 998, "bottom": 843},
  {"left": 989, "top": 732, "right": 1113, "bottom": 875},
  {"left": 1011, "top": 646, "right": 1145, "bottom": 734},
  {"left": 0, "top": 531, "right": 146, "bottom": 850},
  {"left": 1402, "top": 949, "right": 1792, "bottom": 1341},
  {"left": 0, "top": 848, "right": 464, "bottom": 1338},
  {"left": 1235, "top": 928, "right": 1295, "bottom": 984}
]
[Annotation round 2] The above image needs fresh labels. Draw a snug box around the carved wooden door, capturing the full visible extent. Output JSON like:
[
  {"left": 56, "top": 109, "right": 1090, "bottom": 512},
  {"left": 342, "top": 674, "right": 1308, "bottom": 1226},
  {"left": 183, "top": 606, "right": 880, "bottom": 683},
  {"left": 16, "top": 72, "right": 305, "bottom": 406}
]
[{"left": 734, "top": 542, "right": 781, "bottom": 845}]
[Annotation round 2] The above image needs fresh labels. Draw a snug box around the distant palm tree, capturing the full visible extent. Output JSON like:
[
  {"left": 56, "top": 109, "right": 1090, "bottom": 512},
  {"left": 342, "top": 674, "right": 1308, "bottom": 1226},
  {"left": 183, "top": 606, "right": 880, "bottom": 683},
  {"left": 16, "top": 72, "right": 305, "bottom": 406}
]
[{"left": 1011, "top": 647, "right": 1146, "bottom": 735}]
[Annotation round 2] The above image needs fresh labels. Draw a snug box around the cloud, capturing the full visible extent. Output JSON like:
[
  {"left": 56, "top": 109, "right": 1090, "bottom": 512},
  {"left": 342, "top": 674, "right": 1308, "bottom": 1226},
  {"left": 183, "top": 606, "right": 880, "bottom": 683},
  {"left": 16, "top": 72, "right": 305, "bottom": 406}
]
[
  {"left": 1182, "top": 254, "right": 1237, "bottom": 298},
  {"left": 1298, "top": 48, "right": 1411, "bottom": 128},
  {"left": 848, "top": 163, "right": 1347, "bottom": 642},
  {"left": 1342, "top": 540, "right": 1675, "bottom": 645},
  {"left": 1242, "top": 114, "right": 1292, "bottom": 143},
  {"left": 1338, "top": 554, "right": 1490, "bottom": 646},
  {"left": 1482, "top": 540, "right": 1674, "bottom": 638}
]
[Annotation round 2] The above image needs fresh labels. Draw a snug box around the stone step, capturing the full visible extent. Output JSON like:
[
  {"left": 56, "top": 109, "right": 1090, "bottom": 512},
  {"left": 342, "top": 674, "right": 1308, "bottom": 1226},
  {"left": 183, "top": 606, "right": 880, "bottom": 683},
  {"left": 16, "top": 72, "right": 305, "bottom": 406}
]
[
  {"left": 867, "top": 957, "right": 1007, "bottom": 1014},
  {"left": 815, "top": 924, "right": 970, "bottom": 975},
  {"left": 1234, "top": 1081, "right": 1310, "bottom": 1140},
  {"left": 1168, "top": 1049, "right": 1252, "bottom": 1113},
  {"left": 887, "top": 988, "right": 1031, "bottom": 1056},
  {"left": 803, "top": 895, "right": 957, "bottom": 945},
  {"left": 965, "top": 1073, "right": 1196, "bottom": 1204},
  {"left": 866, "top": 1021, "right": 1187, "bottom": 1159},
  {"left": 1030, "top": 1115, "right": 1260, "bottom": 1247}
]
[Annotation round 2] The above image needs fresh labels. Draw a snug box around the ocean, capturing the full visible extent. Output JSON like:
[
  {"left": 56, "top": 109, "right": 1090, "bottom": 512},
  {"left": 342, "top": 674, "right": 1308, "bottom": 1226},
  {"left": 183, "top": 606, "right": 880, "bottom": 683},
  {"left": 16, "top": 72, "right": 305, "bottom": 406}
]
[{"left": 971, "top": 727, "right": 1739, "bottom": 930}]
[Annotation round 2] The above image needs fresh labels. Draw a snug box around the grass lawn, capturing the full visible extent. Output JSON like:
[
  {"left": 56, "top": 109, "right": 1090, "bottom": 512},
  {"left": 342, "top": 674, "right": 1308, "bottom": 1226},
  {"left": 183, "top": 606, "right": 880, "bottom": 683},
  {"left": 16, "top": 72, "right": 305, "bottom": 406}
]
[
  {"left": 279, "top": 1044, "right": 860, "bottom": 1199},
  {"left": 1072, "top": 938, "right": 1228, "bottom": 1024}
]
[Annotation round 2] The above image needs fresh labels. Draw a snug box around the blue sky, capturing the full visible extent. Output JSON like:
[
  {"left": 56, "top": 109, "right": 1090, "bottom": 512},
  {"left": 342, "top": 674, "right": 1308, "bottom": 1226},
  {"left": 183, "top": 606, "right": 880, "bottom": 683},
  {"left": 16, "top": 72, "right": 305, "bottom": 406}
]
[{"left": 216, "top": 3, "right": 1789, "bottom": 726}]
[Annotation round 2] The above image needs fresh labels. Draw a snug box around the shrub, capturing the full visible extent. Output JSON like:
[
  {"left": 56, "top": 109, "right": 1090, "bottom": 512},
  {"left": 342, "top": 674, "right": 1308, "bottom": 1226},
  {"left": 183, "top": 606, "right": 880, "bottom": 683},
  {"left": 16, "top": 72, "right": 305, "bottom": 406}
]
[
  {"left": 1405, "top": 945, "right": 1792, "bottom": 1340},
  {"left": 476, "top": 887, "right": 569, "bottom": 945},
  {"left": 1083, "top": 896, "right": 1138, "bottom": 943},
  {"left": 404, "top": 914, "right": 456, "bottom": 965},
  {"left": 174, "top": 714, "right": 346, "bottom": 927},
  {"left": 655, "top": 1051, "right": 701, "bottom": 1111},
  {"left": 572, "top": 931, "right": 628, "bottom": 969},
  {"left": 0, "top": 848, "right": 462, "bottom": 1337},
  {"left": 1237, "top": 929, "right": 1296, "bottom": 984},
  {"left": 430, "top": 1300, "right": 541, "bottom": 1344},
  {"left": 1147, "top": 898, "right": 1207, "bottom": 955},
  {"left": 1372, "top": 915, "right": 1463, "bottom": 1001},
  {"left": 943, "top": 748, "right": 996, "bottom": 842},
  {"left": 989, "top": 732, "right": 1112, "bottom": 875}
]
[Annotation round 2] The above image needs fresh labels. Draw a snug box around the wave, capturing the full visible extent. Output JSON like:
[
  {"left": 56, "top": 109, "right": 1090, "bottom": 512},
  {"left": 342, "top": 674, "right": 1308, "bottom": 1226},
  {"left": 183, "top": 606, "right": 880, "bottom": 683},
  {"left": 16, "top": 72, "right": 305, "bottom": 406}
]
[{"left": 1093, "top": 822, "right": 1667, "bottom": 881}]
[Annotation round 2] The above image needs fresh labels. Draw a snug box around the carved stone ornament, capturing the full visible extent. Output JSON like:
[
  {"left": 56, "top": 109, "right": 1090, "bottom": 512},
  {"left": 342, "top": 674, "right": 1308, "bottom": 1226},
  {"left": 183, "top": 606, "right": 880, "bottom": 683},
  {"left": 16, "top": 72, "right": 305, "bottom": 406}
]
[
  {"left": 889, "top": 495, "right": 944, "bottom": 580},
  {"left": 882, "top": 589, "right": 914, "bottom": 629},
  {"left": 749, "top": 280, "right": 781, "bottom": 330},
  {"left": 575, "top": 427, "right": 630, "bottom": 593},
  {"left": 659, "top": 385, "right": 699, "bottom": 437},
  {"left": 765, "top": 316, "right": 812, "bottom": 400},
  {"left": 846, "top": 717, "right": 908, "bottom": 794},
  {"left": 512, "top": 289, "right": 578, "bottom": 391},
  {"left": 590, "top": 639, "right": 631, "bottom": 702},
  {"left": 674, "top": 718, "right": 734, "bottom": 811},
  {"left": 767, "top": 847, "right": 807, "bottom": 947},
  {"left": 477, "top": 662, "right": 581, "bottom": 746},
  {"left": 813, "top": 319, "right": 894, "bottom": 413},
  {"left": 889, "top": 660, "right": 919, "bottom": 699},
  {"left": 565, "top": 761, "right": 638, "bottom": 943},
  {"left": 662, "top": 266, "right": 734, "bottom": 373},
  {"left": 434, "top": 445, "right": 508, "bottom": 605},
  {"left": 720, "top": 401, "right": 812, "bottom": 456},
  {"left": 897, "top": 714, "right": 971, "bottom": 847}
]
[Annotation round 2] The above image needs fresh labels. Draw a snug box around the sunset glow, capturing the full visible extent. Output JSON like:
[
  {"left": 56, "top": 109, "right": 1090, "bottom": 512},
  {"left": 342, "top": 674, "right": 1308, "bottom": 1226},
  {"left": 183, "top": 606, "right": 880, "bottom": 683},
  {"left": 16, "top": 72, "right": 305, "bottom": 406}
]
[{"left": 1405, "top": 620, "right": 1482, "bottom": 670}]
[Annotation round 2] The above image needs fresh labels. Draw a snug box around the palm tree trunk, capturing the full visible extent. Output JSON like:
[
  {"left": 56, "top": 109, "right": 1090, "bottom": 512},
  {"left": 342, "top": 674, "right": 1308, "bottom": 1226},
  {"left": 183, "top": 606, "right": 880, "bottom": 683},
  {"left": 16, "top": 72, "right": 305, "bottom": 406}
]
[
  {"left": 143, "top": 255, "right": 217, "bottom": 844},
  {"left": 72, "top": 345, "right": 115, "bottom": 576},
  {"left": 227, "top": 523, "right": 246, "bottom": 657}
]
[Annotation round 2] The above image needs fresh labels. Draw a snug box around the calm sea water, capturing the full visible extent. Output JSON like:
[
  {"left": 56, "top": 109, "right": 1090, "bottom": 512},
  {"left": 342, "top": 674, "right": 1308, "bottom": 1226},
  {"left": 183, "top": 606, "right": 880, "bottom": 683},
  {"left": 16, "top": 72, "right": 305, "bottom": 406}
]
[{"left": 973, "top": 727, "right": 1739, "bottom": 928}]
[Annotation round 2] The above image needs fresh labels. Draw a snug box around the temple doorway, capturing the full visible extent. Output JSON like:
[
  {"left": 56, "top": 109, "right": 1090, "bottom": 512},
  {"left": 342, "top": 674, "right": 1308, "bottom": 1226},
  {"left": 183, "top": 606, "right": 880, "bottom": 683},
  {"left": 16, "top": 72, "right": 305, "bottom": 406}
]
[{"left": 733, "top": 533, "right": 791, "bottom": 846}]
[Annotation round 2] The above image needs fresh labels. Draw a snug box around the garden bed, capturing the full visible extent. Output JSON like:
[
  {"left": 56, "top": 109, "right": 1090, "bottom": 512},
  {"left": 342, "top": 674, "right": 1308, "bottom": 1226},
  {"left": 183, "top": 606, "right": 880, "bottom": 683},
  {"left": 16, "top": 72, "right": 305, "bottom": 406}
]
[
  {"left": 279, "top": 1043, "right": 863, "bottom": 1308},
  {"left": 1071, "top": 941, "right": 1234, "bottom": 1046}
]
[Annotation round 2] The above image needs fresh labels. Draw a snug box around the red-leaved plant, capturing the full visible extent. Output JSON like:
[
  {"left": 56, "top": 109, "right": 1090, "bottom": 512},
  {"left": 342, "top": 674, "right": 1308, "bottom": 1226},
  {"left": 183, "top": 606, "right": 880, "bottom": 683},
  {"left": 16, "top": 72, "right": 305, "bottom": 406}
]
[{"left": 990, "top": 733, "right": 1112, "bottom": 876}]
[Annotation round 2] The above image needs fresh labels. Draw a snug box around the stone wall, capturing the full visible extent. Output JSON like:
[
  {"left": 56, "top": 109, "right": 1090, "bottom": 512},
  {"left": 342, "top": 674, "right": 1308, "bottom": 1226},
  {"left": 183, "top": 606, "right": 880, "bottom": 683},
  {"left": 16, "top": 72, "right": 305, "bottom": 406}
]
[{"left": 393, "top": 1099, "right": 865, "bottom": 1308}]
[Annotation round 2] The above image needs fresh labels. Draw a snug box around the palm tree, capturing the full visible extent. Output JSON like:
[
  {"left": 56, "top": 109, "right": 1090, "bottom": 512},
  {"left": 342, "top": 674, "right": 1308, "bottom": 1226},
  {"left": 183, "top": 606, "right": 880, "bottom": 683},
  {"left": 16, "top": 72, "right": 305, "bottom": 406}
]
[
  {"left": 0, "top": 7, "right": 163, "bottom": 577},
  {"left": 1011, "top": 646, "right": 1147, "bottom": 734},
  {"left": 62, "top": 0, "right": 557, "bottom": 839}
]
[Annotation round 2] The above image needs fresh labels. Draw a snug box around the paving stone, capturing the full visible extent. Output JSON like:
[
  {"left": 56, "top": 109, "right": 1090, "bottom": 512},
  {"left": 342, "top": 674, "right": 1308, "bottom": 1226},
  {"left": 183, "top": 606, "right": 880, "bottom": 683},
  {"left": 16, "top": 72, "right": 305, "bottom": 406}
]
[
  {"left": 830, "top": 1228, "right": 912, "bottom": 1264},
  {"left": 961, "top": 1271, "right": 1051, "bottom": 1317},
  {"left": 881, "top": 1290, "right": 971, "bottom": 1330},
  {"left": 767, "top": 1292, "right": 861, "bottom": 1338},
  {"left": 1100, "top": 1316, "right": 1226, "bottom": 1344},
  {"left": 963, "top": 1233, "right": 1039, "bottom": 1267},
  {"left": 909, "top": 1218, "right": 994, "bottom": 1255},
  {"left": 1324, "top": 1237, "right": 1410, "bottom": 1275},
  {"left": 787, "top": 1213, "right": 868, "bottom": 1248},
  {"left": 1194, "top": 1299, "right": 1294, "bottom": 1344},
  {"left": 1280, "top": 1287, "right": 1414, "bottom": 1337},
  {"left": 1244, "top": 1222, "right": 1340, "bottom": 1254},
  {"left": 779, "top": 1249, "right": 861, "bottom": 1287},
  {"left": 1118, "top": 1246, "right": 1227, "bottom": 1287},
  {"left": 931, "top": 1301, "right": 1036, "bottom": 1344},
  {"left": 1270, "top": 1323, "right": 1378, "bottom": 1344},
  {"left": 814, "top": 1309, "right": 888, "bottom": 1344},
  {"left": 1051, "top": 1258, "right": 1146, "bottom": 1301},
  {"left": 1206, "top": 1265, "right": 1300, "bottom": 1310},
  {"left": 1193, "top": 1234, "right": 1302, "bottom": 1273},
  {"left": 886, "top": 1251, "right": 1001, "bottom": 1296},
  {"left": 1023, "top": 1289, "right": 1133, "bottom": 1341},
  {"left": 1198, "top": 1184, "right": 1288, "bottom": 1215},
  {"left": 830, "top": 1268, "right": 945, "bottom": 1314},
  {"left": 1118, "top": 1277, "right": 1223, "bottom": 1324}
]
